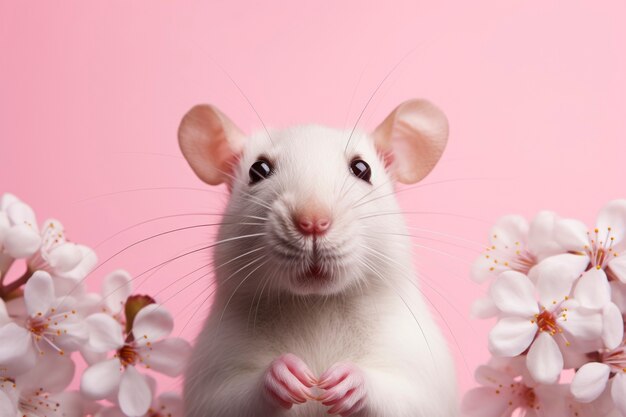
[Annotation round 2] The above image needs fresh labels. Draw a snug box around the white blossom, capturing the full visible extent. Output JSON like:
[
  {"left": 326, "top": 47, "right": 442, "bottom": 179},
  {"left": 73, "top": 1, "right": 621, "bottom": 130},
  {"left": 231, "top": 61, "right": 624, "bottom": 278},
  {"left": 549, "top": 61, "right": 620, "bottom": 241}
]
[
  {"left": 28, "top": 219, "right": 97, "bottom": 297},
  {"left": 81, "top": 304, "right": 191, "bottom": 417},
  {"left": 0, "top": 193, "right": 41, "bottom": 261},
  {"left": 470, "top": 212, "right": 563, "bottom": 318},
  {"left": 0, "top": 354, "right": 83, "bottom": 417},
  {"left": 0, "top": 271, "right": 87, "bottom": 375},
  {"left": 488, "top": 268, "right": 606, "bottom": 384}
]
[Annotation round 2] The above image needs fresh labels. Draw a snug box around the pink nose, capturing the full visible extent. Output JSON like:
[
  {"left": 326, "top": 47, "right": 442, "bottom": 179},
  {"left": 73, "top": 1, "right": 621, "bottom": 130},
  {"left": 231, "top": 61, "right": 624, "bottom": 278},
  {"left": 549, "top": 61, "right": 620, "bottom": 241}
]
[{"left": 295, "top": 213, "right": 332, "bottom": 236}]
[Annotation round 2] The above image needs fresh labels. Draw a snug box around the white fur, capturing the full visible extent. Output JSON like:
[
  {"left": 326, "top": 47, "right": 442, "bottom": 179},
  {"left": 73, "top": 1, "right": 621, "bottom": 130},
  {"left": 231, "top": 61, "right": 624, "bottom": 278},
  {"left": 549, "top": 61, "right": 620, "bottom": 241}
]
[{"left": 183, "top": 125, "right": 458, "bottom": 417}]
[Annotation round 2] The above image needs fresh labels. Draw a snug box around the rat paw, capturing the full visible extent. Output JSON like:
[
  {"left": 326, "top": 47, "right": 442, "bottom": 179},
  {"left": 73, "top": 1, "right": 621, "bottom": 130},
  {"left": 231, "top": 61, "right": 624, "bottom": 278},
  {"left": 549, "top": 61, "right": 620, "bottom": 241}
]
[
  {"left": 263, "top": 353, "right": 317, "bottom": 409},
  {"left": 318, "top": 363, "right": 367, "bottom": 416}
]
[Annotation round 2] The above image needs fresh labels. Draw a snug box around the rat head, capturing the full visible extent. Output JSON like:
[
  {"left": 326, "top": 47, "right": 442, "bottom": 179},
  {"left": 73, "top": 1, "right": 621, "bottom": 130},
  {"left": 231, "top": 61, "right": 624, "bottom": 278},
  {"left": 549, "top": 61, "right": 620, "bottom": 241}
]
[{"left": 178, "top": 100, "right": 448, "bottom": 296}]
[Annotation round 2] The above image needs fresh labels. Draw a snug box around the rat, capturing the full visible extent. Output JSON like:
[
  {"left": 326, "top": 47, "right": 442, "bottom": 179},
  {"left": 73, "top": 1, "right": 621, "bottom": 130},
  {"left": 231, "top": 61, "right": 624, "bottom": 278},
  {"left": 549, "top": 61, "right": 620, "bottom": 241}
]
[{"left": 178, "top": 99, "right": 458, "bottom": 417}]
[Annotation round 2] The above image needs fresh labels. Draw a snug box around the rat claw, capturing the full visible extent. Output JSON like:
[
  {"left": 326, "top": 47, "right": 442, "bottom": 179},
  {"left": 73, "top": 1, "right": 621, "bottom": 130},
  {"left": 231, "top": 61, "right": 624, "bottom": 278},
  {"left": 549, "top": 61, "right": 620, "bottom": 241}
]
[
  {"left": 319, "top": 363, "right": 367, "bottom": 416},
  {"left": 263, "top": 353, "right": 316, "bottom": 409}
]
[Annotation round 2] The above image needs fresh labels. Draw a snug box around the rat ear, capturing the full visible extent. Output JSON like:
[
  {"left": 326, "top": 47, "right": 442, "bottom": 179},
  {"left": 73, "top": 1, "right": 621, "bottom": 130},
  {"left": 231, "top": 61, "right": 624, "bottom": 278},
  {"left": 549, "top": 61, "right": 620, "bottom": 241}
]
[
  {"left": 372, "top": 99, "right": 448, "bottom": 184},
  {"left": 178, "top": 104, "right": 246, "bottom": 186}
]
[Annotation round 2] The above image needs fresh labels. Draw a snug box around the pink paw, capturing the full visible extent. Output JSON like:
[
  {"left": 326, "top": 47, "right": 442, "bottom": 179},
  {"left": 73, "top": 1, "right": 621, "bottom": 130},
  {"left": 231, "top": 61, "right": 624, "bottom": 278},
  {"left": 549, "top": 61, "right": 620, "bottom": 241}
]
[
  {"left": 318, "top": 363, "right": 367, "bottom": 416},
  {"left": 263, "top": 353, "right": 317, "bottom": 409}
]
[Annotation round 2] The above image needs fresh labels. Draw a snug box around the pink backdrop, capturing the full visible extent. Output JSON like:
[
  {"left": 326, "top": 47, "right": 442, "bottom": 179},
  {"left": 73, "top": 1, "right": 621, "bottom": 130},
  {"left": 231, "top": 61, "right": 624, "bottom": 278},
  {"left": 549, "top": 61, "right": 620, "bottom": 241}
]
[{"left": 2, "top": 1, "right": 625, "bottom": 396}]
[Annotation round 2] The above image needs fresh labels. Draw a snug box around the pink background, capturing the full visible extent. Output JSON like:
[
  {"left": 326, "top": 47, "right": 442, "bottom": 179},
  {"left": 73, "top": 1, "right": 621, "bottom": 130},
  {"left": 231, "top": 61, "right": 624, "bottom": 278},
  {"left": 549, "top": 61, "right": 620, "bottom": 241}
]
[{"left": 1, "top": 1, "right": 625, "bottom": 397}]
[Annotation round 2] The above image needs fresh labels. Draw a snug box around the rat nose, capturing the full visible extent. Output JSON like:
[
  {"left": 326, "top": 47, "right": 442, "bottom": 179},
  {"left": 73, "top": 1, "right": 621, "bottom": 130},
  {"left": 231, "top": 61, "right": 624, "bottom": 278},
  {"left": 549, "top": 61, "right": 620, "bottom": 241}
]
[{"left": 294, "top": 209, "right": 332, "bottom": 236}]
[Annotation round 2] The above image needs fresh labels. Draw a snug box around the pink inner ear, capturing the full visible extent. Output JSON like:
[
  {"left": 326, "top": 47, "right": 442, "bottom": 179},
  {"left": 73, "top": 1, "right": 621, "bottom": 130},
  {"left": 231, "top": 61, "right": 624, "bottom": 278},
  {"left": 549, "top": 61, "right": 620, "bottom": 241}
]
[
  {"left": 222, "top": 153, "right": 242, "bottom": 192},
  {"left": 377, "top": 149, "right": 395, "bottom": 169}
]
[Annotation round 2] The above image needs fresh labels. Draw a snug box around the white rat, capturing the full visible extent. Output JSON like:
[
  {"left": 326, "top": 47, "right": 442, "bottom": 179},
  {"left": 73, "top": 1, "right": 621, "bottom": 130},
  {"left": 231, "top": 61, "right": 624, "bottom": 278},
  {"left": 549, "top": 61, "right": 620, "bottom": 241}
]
[{"left": 178, "top": 99, "right": 458, "bottom": 417}]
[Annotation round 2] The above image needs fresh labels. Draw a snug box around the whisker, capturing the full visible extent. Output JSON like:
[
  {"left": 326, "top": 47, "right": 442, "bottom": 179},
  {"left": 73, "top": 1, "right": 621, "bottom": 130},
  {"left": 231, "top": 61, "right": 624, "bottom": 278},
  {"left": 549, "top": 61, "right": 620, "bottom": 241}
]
[
  {"left": 361, "top": 245, "right": 472, "bottom": 378},
  {"left": 363, "top": 229, "right": 481, "bottom": 254},
  {"left": 93, "top": 222, "right": 263, "bottom": 275},
  {"left": 354, "top": 257, "right": 435, "bottom": 366},
  {"left": 401, "top": 225, "right": 485, "bottom": 248},
  {"left": 94, "top": 212, "right": 268, "bottom": 248},
  {"left": 180, "top": 255, "right": 268, "bottom": 337},
  {"left": 344, "top": 46, "right": 419, "bottom": 154},
  {"left": 214, "top": 166, "right": 275, "bottom": 211},
  {"left": 208, "top": 59, "right": 275, "bottom": 146},
  {"left": 74, "top": 186, "right": 227, "bottom": 203},
  {"left": 353, "top": 177, "right": 505, "bottom": 209},
  {"left": 113, "top": 151, "right": 184, "bottom": 160},
  {"left": 158, "top": 246, "right": 265, "bottom": 305},
  {"left": 358, "top": 210, "right": 488, "bottom": 223},
  {"left": 360, "top": 233, "right": 472, "bottom": 266},
  {"left": 58, "top": 232, "right": 266, "bottom": 308}
]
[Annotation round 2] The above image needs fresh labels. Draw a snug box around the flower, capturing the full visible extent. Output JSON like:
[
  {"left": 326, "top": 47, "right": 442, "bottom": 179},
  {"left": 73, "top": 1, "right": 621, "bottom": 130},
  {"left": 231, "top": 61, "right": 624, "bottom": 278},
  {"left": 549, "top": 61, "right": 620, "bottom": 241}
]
[
  {"left": 27, "top": 219, "right": 97, "bottom": 296},
  {"left": 553, "top": 199, "right": 626, "bottom": 284},
  {"left": 471, "top": 211, "right": 562, "bottom": 283},
  {"left": 0, "top": 353, "right": 83, "bottom": 417},
  {"left": 0, "top": 193, "right": 41, "bottom": 261},
  {"left": 75, "top": 269, "right": 134, "bottom": 322},
  {"left": 0, "top": 271, "right": 88, "bottom": 375},
  {"left": 94, "top": 392, "right": 183, "bottom": 417},
  {"left": 461, "top": 357, "right": 565, "bottom": 417},
  {"left": 488, "top": 269, "right": 606, "bottom": 384},
  {"left": 570, "top": 342, "right": 626, "bottom": 415},
  {"left": 470, "top": 212, "right": 562, "bottom": 318},
  {"left": 80, "top": 304, "right": 191, "bottom": 417}
]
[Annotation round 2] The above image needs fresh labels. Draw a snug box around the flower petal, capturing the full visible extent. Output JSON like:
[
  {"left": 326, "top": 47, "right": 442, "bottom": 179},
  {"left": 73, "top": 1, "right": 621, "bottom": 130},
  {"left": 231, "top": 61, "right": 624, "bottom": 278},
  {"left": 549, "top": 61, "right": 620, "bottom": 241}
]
[
  {"left": 80, "top": 358, "right": 122, "bottom": 400},
  {"left": 132, "top": 304, "right": 173, "bottom": 343},
  {"left": 85, "top": 313, "right": 124, "bottom": 352},
  {"left": 611, "top": 373, "right": 626, "bottom": 417},
  {"left": 3, "top": 224, "right": 41, "bottom": 258},
  {"left": 526, "top": 332, "right": 563, "bottom": 384},
  {"left": 611, "top": 280, "right": 626, "bottom": 313},
  {"left": 470, "top": 297, "right": 499, "bottom": 319},
  {"left": 490, "top": 215, "right": 529, "bottom": 248},
  {"left": 574, "top": 268, "right": 611, "bottom": 310},
  {"left": 474, "top": 364, "right": 513, "bottom": 388},
  {"left": 535, "top": 257, "right": 582, "bottom": 307},
  {"left": 0, "top": 389, "right": 17, "bottom": 417},
  {"left": 118, "top": 366, "right": 152, "bottom": 417},
  {"left": 489, "top": 271, "right": 539, "bottom": 317},
  {"left": 460, "top": 387, "right": 510, "bottom": 417},
  {"left": 489, "top": 316, "right": 537, "bottom": 356},
  {"left": 560, "top": 305, "right": 603, "bottom": 340},
  {"left": 0, "top": 193, "right": 20, "bottom": 211},
  {"left": 24, "top": 270, "right": 55, "bottom": 317},
  {"left": 140, "top": 338, "right": 191, "bottom": 377},
  {"left": 555, "top": 218, "right": 589, "bottom": 252},
  {"left": 571, "top": 362, "right": 611, "bottom": 403},
  {"left": 527, "top": 211, "right": 561, "bottom": 259},
  {"left": 531, "top": 252, "right": 589, "bottom": 280},
  {"left": 16, "top": 353, "right": 75, "bottom": 393},
  {"left": 46, "top": 242, "right": 82, "bottom": 272},
  {"left": 0, "top": 322, "right": 37, "bottom": 374},
  {"left": 61, "top": 245, "right": 98, "bottom": 281},
  {"left": 596, "top": 199, "right": 626, "bottom": 245},
  {"left": 470, "top": 255, "right": 497, "bottom": 283},
  {"left": 49, "top": 392, "right": 84, "bottom": 417},
  {"left": 96, "top": 406, "right": 127, "bottom": 417},
  {"left": 602, "top": 303, "right": 624, "bottom": 350},
  {"left": 6, "top": 200, "right": 37, "bottom": 225},
  {"left": 608, "top": 255, "right": 626, "bottom": 284},
  {"left": 102, "top": 270, "right": 133, "bottom": 314}
]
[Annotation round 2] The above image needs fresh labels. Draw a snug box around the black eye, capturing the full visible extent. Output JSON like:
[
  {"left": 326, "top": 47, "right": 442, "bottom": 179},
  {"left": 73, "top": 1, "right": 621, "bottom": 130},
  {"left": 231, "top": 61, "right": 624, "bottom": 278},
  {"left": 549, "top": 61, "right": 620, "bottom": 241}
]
[
  {"left": 350, "top": 159, "right": 371, "bottom": 183},
  {"left": 249, "top": 159, "right": 274, "bottom": 184}
]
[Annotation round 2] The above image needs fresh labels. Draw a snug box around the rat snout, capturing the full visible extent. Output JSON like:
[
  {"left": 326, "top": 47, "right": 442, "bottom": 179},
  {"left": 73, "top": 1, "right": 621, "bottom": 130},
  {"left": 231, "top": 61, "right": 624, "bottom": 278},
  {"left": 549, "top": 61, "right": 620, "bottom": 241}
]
[{"left": 292, "top": 204, "right": 332, "bottom": 237}]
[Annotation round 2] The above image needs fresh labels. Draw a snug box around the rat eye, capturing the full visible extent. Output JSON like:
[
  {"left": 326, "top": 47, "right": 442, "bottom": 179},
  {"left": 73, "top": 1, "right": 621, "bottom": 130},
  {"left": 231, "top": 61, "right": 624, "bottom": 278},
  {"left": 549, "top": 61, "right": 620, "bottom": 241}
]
[
  {"left": 249, "top": 159, "right": 274, "bottom": 184},
  {"left": 350, "top": 159, "right": 371, "bottom": 183}
]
